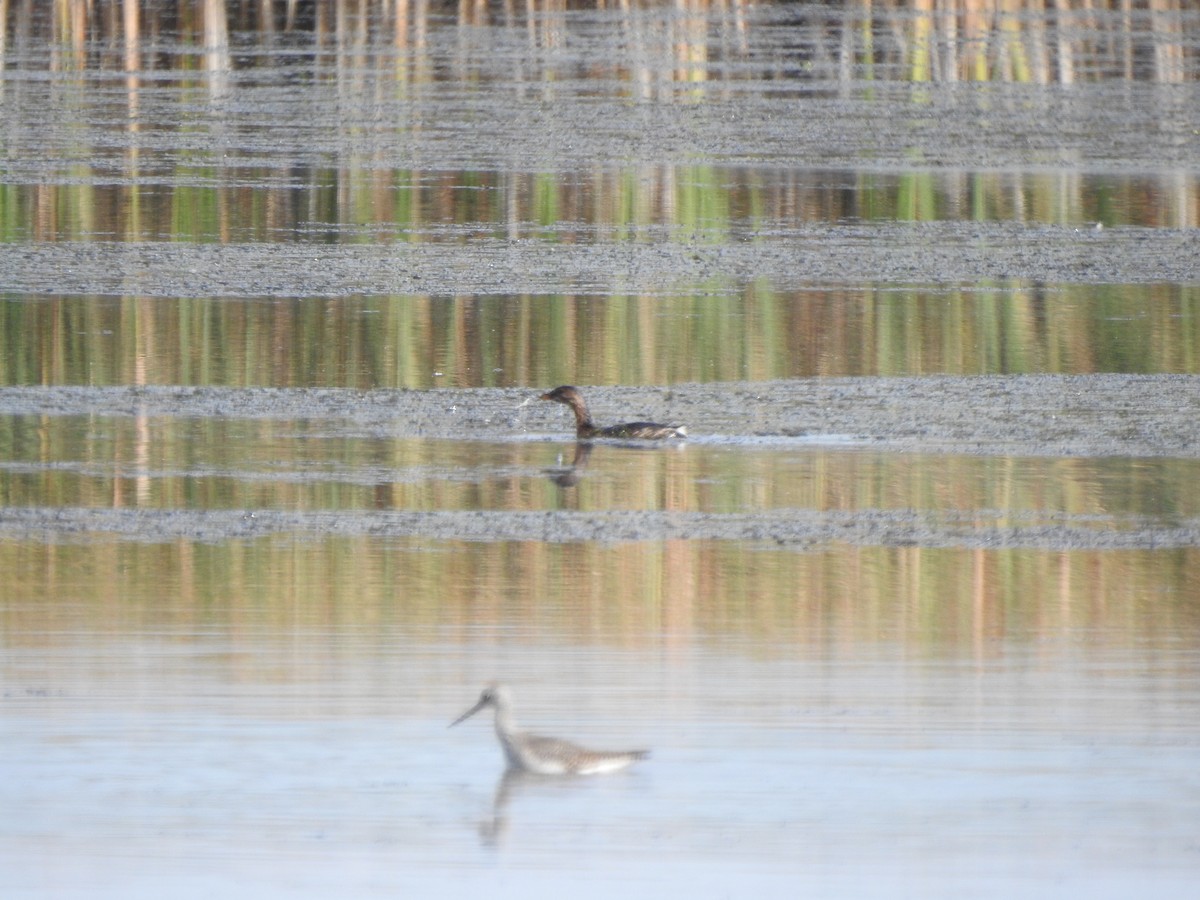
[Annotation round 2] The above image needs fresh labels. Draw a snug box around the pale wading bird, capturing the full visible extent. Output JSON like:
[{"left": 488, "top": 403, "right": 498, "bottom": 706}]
[
  {"left": 450, "top": 683, "right": 650, "bottom": 775},
  {"left": 539, "top": 385, "right": 687, "bottom": 440}
]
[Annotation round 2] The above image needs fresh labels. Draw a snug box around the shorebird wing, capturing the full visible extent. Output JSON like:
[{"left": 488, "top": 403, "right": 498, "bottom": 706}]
[{"left": 520, "top": 733, "right": 648, "bottom": 775}]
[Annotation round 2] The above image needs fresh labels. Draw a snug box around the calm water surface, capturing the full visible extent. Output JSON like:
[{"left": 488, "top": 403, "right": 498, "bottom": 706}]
[
  {"left": 4, "top": 286, "right": 1198, "bottom": 388},
  {"left": 2, "top": 4, "right": 1199, "bottom": 385},
  {"left": 3, "top": 2, "right": 1200, "bottom": 897},
  {"left": 4, "top": 422, "right": 1199, "bottom": 897},
  {"left": 4, "top": 606, "right": 1198, "bottom": 898}
]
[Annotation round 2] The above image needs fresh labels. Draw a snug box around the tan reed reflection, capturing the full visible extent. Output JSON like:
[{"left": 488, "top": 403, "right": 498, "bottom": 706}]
[
  {"left": 3, "top": 284, "right": 1197, "bottom": 388},
  {"left": 2, "top": 1, "right": 1193, "bottom": 86},
  {"left": 2, "top": 537, "right": 1198, "bottom": 659}
]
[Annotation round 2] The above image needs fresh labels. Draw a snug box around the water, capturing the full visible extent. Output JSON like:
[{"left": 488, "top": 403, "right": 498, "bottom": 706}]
[
  {"left": 5, "top": 623, "right": 1198, "bottom": 898},
  {"left": 4, "top": 286, "right": 1198, "bottom": 387},
  {"left": 2, "top": 6, "right": 1199, "bottom": 388},
  {"left": 3, "top": 2, "right": 1200, "bottom": 896}
]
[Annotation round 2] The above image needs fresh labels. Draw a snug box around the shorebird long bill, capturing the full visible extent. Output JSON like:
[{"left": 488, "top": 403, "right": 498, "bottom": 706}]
[{"left": 450, "top": 696, "right": 488, "bottom": 728}]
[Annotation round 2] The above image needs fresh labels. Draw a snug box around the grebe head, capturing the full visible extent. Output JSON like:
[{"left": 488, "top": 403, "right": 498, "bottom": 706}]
[{"left": 539, "top": 385, "right": 584, "bottom": 406}]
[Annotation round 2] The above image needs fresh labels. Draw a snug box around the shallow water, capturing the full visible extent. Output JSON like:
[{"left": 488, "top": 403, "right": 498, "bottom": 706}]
[
  {"left": 4, "top": 284, "right": 1199, "bottom": 387},
  {"left": 3, "top": 2, "right": 1200, "bottom": 896},
  {"left": 5, "top": 619, "right": 1199, "bottom": 898},
  {"left": 3, "top": 410, "right": 1199, "bottom": 896}
]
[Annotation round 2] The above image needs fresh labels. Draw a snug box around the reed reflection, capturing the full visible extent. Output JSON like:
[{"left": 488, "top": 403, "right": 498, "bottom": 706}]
[
  {"left": 6, "top": 1, "right": 1193, "bottom": 86},
  {"left": 2, "top": 538, "right": 1198, "bottom": 656},
  {"left": 5, "top": 403, "right": 1200, "bottom": 522},
  {"left": 3, "top": 286, "right": 1196, "bottom": 388},
  {"left": 10, "top": 167, "right": 1195, "bottom": 245}
]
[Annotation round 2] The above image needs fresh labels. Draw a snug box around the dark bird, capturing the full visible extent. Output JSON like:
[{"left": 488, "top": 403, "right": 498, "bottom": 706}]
[{"left": 539, "top": 385, "right": 687, "bottom": 440}]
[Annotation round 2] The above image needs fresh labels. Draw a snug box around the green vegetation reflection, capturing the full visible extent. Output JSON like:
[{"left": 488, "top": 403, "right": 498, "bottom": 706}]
[
  {"left": 2, "top": 170, "right": 1195, "bottom": 243},
  {"left": 3, "top": 286, "right": 1196, "bottom": 388}
]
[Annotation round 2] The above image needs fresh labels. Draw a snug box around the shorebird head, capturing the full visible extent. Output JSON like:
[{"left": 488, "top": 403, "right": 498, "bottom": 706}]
[
  {"left": 450, "top": 683, "right": 511, "bottom": 727},
  {"left": 539, "top": 385, "right": 583, "bottom": 407}
]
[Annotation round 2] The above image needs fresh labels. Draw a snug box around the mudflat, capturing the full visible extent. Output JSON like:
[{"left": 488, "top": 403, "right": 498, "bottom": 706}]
[{"left": 3, "top": 375, "right": 1195, "bottom": 455}]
